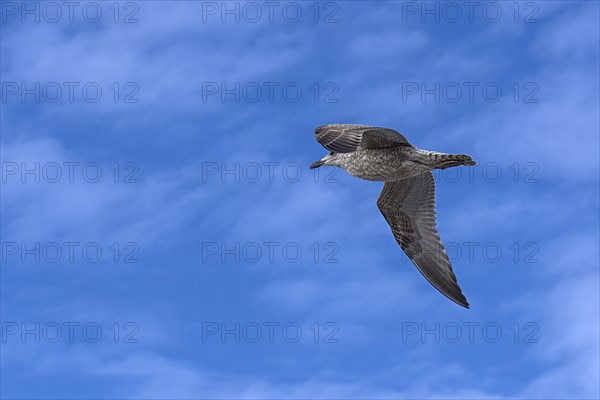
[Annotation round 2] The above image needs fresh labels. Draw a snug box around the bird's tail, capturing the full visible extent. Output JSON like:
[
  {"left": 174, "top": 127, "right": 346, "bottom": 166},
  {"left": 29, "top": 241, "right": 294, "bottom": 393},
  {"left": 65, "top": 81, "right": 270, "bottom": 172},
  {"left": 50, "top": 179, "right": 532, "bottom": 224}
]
[
  {"left": 436, "top": 153, "right": 477, "bottom": 169},
  {"left": 411, "top": 149, "right": 477, "bottom": 170}
]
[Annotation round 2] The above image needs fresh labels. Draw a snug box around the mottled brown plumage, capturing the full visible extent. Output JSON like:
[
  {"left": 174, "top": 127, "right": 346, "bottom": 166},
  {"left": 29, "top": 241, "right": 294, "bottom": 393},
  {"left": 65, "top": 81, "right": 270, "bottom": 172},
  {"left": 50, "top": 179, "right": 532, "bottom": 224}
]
[{"left": 310, "top": 124, "right": 476, "bottom": 308}]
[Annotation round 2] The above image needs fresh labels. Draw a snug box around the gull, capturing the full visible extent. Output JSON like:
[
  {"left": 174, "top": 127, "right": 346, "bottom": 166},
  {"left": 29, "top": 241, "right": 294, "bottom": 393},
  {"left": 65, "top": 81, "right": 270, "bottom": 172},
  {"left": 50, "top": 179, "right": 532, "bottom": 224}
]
[{"left": 310, "top": 124, "right": 476, "bottom": 308}]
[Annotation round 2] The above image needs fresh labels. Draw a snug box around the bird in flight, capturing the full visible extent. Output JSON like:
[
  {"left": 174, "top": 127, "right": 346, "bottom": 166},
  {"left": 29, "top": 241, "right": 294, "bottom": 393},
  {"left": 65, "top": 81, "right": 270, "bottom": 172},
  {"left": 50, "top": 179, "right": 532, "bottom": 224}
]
[{"left": 310, "top": 124, "right": 476, "bottom": 308}]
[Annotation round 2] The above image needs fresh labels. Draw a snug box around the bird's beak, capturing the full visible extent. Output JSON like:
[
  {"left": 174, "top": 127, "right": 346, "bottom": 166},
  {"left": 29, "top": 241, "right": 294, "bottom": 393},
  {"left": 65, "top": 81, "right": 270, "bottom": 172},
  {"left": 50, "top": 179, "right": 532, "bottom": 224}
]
[
  {"left": 309, "top": 160, "right": 325, "bottom": 169},
  {"left": 310, "top": 152, "right": 334, "bottom": 169}
]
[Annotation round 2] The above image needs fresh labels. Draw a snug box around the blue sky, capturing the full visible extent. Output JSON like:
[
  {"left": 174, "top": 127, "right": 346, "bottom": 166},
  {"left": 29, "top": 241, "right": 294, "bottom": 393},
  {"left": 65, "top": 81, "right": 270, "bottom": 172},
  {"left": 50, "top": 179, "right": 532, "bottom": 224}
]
[{"left": 1, "top": 0, "right": 599, "bottom": 398}]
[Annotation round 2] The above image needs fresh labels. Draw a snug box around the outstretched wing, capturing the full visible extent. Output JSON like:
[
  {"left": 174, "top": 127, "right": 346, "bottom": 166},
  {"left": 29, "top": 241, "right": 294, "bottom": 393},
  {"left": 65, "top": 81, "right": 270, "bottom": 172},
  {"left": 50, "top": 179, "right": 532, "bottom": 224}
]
[
  {"left": 315, "top": 124, "right": 413, "bottom": 153},
  {"left": 376, "top": 172, "right": 469, "bottom": 308}
]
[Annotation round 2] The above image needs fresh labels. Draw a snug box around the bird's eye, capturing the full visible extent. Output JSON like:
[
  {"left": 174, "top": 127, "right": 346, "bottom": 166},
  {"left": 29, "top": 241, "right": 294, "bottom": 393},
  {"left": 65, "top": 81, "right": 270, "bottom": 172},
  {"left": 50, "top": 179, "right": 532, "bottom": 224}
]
[{"left": 329, "top": 151, "right": 334, "bottom": 155}]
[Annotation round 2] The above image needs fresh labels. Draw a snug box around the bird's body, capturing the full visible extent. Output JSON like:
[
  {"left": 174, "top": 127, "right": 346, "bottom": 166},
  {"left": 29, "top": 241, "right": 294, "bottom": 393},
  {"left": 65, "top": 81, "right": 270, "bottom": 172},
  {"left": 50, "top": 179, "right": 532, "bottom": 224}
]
[
  {"left": 310, "top": 124, "right": 476, "bottom": 308},
  {"left": 330, "top": 147, "right": 470, "bottom": 181},
  {"left": 332, "top": 147, "right": 425, "bottom": 181}
]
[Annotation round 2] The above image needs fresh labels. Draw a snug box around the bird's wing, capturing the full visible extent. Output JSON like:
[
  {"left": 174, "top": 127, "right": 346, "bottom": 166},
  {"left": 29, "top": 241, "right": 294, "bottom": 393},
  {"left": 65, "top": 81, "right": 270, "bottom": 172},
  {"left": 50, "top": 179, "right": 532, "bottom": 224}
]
[
  {"left": 315, "top": 124, "right": 413, "bottom": 153},
  {"left": 376, "top": 172, "right": 469, "bottom": 308}
]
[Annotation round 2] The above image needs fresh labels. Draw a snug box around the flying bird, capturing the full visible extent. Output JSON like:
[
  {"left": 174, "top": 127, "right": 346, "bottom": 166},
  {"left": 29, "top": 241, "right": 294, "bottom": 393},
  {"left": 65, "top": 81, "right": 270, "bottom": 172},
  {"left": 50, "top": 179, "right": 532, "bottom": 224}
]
[{"left": 310, "top": 124, "right": 476, "bottom": 308}]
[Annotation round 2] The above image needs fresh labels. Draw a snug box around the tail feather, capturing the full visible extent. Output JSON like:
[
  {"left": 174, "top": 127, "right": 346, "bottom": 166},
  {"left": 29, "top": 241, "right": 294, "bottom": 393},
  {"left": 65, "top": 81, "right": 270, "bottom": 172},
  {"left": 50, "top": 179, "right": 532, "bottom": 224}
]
[{"left": 437, "top": 154, "right": 477, "bottom": 169}]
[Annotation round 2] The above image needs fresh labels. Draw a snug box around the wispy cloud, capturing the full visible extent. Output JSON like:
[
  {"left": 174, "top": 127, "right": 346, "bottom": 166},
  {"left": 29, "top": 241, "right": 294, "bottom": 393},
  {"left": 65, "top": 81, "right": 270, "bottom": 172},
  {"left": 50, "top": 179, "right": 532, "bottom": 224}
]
[{"left": 2, "top": 1, "right": 598, "bottom": 399}]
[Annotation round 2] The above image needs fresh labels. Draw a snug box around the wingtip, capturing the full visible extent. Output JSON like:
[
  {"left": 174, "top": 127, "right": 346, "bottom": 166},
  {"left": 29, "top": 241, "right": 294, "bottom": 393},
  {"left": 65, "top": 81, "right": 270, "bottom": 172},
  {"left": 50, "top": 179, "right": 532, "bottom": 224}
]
[
  {"left": 314, "top": 125, "right": 329, "bottom": 135},
  {"left": 456, "top": 295, "right": 470, "bottom": 309}
]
